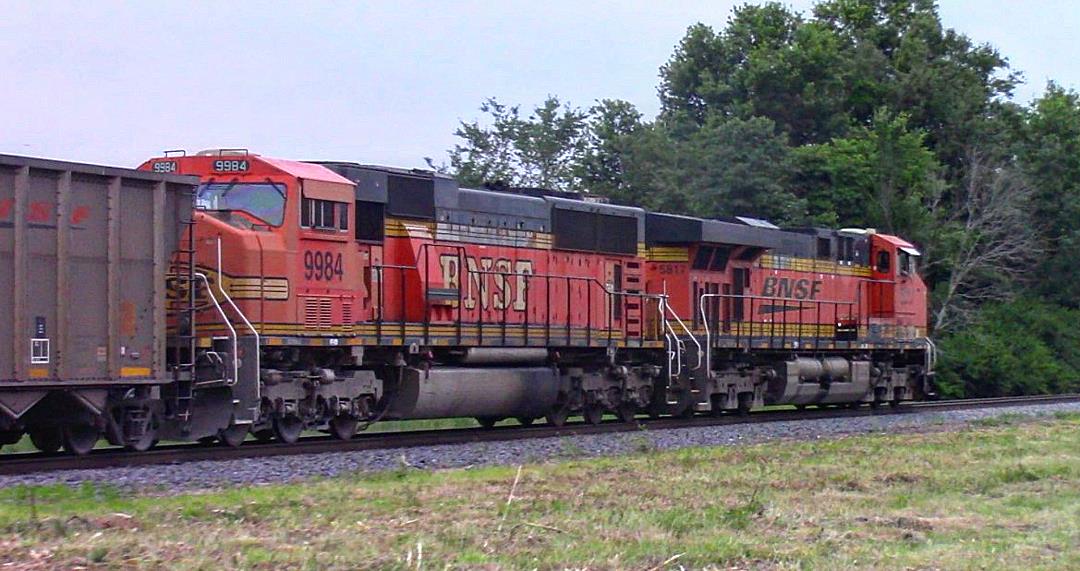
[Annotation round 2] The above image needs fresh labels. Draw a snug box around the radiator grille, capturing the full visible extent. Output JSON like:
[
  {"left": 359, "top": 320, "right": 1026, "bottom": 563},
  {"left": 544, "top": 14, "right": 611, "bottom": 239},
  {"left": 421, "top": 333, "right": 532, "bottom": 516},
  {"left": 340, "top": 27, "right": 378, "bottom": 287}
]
[
  {"left": 303, "top": 297, "right": 333, "bottom": 330},
  {"left": 341, "top": 300, "right": 354, "bottom": 332}
]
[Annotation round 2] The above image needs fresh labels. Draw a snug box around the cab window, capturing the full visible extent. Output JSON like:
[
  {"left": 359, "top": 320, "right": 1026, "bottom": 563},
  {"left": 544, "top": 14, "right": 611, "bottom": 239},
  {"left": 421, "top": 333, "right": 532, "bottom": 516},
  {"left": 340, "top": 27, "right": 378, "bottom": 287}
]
[
  {"left": 301, "top": 197, "right": 348, "bottom": 231},
  {"left": 875, "top": 250, "right": 891, "bottom": 273},
  {"left": 898, "top": 250, "right": 914, "bottom": 275},
  {"left": 196, "top": 182, "right": 286, "bottom": 226}
]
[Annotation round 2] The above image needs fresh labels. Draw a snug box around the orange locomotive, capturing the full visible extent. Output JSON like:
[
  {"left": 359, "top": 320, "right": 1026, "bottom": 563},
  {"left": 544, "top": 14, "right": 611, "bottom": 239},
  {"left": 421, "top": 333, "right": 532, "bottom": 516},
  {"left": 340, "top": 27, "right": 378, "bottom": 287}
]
[{"left": 120, "top": 149, "right": 933, "bottom": 449}]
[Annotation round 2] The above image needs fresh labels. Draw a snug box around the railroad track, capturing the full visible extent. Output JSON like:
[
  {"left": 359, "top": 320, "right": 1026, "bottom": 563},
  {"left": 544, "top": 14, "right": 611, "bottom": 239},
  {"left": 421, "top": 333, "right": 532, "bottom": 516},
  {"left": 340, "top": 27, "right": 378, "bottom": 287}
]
[{"left": 1, "top": 394, "right": 1077, "bottom": 476}]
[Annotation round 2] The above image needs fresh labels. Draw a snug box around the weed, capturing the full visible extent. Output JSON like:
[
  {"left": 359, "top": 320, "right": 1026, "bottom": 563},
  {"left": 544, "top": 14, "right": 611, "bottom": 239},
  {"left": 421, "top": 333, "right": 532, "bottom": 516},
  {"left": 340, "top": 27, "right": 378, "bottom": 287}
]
[{"left": 88, "top": 546, "right": 109, "bottom": 563}]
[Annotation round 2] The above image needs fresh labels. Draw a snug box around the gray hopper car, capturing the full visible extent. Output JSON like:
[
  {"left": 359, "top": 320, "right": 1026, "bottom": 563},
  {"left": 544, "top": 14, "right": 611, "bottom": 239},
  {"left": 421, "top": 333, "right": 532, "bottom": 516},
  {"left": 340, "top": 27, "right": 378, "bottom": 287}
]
[{"left": 0, "top": 154, "right": 194, "bottom": 453}]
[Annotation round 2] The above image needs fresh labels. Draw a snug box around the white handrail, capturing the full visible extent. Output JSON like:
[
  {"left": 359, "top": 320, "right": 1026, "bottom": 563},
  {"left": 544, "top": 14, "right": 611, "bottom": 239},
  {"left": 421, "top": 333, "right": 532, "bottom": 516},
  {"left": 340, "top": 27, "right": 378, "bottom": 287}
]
[
  {"left": 215, "top": 237, "right": 261, "bottom": 419},
  {"left": 662, "top": 297, "right": 703, "bottom": 371},
  {"left": 698, "top": 292, "right": 728, "bottom": 375},
  {"left": 193, "top": 272, "right": 238, "bottom": 385}
]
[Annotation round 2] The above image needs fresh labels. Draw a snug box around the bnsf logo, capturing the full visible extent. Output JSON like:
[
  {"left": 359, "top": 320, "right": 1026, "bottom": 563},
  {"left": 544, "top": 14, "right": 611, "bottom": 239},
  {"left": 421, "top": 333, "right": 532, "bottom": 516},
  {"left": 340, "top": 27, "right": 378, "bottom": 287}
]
[
  {"left": 439, "top": 254, "right": 534, "bottom": 311},
  {"left": 760, "top": 277, "right": 823, "bottom": 300}
]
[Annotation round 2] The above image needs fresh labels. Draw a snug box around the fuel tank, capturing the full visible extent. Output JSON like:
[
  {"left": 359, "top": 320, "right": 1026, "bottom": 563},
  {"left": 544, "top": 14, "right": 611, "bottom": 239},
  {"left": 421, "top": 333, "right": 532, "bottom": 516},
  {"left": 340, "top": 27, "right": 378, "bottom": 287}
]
[
  {"left": 765, "top": 359, "right": 872, "bottom": 406},
  {"left": 387, "top": 366, "right": 560, "bottom": 419}
]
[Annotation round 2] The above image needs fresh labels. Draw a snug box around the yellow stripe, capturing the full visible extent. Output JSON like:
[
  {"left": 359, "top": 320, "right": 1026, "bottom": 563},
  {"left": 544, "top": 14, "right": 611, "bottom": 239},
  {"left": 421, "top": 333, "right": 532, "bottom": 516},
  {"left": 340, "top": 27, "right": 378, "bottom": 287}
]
[
  {"left": 644, "top": 246, "right": 689, "bottom": 262},
  {"left": 29, "top": 368, "right": 48, "bottom": 379},
  {"left": 759, "top": 254, "right": 873, "bottom": 277},
  {"left": 121, "top": 366, "right": 152, "bottom": 377}
]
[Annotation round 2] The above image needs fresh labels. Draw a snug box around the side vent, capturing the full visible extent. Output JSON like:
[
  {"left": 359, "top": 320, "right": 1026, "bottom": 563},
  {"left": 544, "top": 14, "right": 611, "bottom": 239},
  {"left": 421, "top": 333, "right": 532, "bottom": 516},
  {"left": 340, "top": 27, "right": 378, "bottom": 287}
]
[
  {"left": 303, "top": 297, "right": 333, "bottom": 330},
  {"left": 341, "top": 299, "right": 354, "bottom": 332}
]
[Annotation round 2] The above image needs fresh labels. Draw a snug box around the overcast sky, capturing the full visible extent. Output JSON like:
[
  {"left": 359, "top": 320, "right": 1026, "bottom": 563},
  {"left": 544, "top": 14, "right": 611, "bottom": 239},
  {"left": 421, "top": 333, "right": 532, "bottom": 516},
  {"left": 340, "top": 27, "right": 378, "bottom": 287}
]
[{"left": 1, "top": 1, "right": 1076, "bottom": 169}]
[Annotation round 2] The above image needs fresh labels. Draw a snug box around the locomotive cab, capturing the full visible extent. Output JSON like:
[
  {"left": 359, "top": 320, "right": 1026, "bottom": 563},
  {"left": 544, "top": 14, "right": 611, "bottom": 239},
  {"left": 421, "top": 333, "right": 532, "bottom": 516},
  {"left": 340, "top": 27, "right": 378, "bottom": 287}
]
[{"left": 138, "top": 150, "right": 382, "bottom": 444}]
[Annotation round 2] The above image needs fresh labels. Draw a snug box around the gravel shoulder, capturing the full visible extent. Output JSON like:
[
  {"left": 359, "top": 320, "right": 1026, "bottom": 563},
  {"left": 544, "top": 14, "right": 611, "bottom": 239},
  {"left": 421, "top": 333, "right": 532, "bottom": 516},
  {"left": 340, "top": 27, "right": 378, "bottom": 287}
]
[{"left": 1, "top": 402, "right": 1078, "bottom": 491}]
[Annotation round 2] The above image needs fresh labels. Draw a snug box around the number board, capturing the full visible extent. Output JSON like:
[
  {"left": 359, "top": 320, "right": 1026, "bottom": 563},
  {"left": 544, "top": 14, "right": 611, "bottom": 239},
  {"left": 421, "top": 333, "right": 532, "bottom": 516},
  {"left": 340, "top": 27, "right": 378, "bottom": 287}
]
[
  {"left": 304, "top": 250, "right": 344, "bottom": 281},
  {"left": 150, "top": 160, "right": 178, "bottom": 174},
  {"left": 211, "top": 159, "right": 250, "bottom": 173}
]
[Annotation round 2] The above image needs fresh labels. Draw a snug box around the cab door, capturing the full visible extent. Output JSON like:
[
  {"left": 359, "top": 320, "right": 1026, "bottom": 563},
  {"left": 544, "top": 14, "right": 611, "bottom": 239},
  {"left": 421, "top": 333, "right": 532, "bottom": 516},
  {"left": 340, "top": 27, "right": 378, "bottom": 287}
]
[{"left": 869, "top": 239, "right": 896, "bottom": 318}]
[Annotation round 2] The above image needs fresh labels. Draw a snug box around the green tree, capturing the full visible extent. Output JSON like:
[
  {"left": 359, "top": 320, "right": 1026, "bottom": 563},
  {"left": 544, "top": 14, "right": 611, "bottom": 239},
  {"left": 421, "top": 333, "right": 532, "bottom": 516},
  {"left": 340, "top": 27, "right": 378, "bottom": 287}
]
[
  {"left": 450, "top": 96, "right": 589, "bottom": 191},
  {"left": 577, "top": 99, "right": 645, "bottom": 199},
  {"left": 935, "top": 299, "right": 1080, "bottom": 397},
  {"left": 813, "top": 0, "right": 1019, "bottom": 171},
  {"left": 1019, "top": 83, "right": 1080, "bottom": 306},
  {"left": 794, "top": 109, "right": 940, "bottom": 235},
  {"left": 659, "top": 3, "right": 851, "bottom": 145}
]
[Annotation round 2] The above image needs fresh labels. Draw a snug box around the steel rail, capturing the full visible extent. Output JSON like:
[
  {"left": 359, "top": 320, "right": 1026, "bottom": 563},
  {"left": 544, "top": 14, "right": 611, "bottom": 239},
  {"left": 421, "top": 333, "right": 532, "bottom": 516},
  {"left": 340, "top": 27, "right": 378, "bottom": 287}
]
[{"left": 1, "top": 393, "right": 1078, "bottom": 476}]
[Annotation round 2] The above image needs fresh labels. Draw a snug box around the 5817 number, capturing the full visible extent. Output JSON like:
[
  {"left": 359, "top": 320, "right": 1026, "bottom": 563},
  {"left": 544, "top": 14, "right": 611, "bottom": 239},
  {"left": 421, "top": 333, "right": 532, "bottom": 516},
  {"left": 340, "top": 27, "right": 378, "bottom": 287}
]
[{"left": 304, "top": 251, "right": 343, "bottom": 281}]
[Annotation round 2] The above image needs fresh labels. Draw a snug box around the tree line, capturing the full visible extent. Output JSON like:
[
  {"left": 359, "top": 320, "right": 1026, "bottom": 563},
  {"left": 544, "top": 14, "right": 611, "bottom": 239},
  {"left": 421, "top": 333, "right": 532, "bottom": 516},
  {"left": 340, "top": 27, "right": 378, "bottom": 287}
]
[{"left": 443, "top": 0, "right": 1080, "bottom": 398}]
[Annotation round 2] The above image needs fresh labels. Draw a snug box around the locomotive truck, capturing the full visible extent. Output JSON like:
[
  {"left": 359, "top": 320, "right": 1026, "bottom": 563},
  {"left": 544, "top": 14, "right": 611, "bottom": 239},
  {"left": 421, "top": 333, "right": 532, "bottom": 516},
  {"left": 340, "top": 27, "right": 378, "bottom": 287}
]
[{"left": 0, "top": 150, "right": 934, "bottom": 454}]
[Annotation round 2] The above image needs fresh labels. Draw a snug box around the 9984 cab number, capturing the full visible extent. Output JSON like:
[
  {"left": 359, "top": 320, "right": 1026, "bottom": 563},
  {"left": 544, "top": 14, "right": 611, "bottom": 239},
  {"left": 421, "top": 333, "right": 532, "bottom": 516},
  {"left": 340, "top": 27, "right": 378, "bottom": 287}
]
[{"left": 304, "top": 250, "right": 343, "bottom": 281}]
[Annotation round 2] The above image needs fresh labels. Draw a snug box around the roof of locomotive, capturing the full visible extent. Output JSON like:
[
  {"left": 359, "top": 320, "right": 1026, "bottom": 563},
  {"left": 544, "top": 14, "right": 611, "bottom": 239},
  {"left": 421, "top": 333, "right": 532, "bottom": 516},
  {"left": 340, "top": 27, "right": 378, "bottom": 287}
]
[
  {"left": 304, "top": 159, "right": 909, "bottom": 260},
  {"left": 260, "top": 157, "right": 354, "bottom": 185}
]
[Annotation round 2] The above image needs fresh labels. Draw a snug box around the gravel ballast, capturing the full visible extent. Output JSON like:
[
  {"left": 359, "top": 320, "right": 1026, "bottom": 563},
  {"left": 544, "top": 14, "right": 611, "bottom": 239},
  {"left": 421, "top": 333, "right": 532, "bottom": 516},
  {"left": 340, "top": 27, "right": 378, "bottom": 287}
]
[{"left": 2, "top": 402, "right": 1077, "bottom": 491}]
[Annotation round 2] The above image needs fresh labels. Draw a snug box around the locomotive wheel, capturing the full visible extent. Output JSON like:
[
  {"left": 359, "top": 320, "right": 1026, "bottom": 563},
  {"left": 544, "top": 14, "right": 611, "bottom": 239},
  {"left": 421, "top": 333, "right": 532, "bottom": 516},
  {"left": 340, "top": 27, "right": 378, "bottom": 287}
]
[
  {"left": 272, "top": 415, "right": 304, "bottom": 444},
  {"left": 617, "top": 404, "right": 638, "bottom": 423},
  {"left": 545, "top": 405, "right": 570, "bottom": 427},
  {"left": 218, "top": 423, "right": 249, "bottom": 448},
  {"left": 29, "top": 428, "right": 62, "bottom": 454},
  {"left": 582, "top": 405, "right": 604, "bottom": 425},
  {"left": 329, "top": 415, "right": 358, "bottom": 440},
  {"left": 475, "top": 416, "right": 500, "bottom": 429},
  {"left": 61, "top": 424, "right": 99, "bottom": 456},
  {"left": 515, "top": 416, "right": 536, "bottom": 427}
]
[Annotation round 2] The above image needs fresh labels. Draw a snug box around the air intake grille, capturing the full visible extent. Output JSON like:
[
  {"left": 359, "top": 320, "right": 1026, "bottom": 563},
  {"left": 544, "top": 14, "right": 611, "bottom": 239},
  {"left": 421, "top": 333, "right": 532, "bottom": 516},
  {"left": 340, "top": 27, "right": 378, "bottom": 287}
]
[
  {"left": 303, "top": 297, "right": 333, "bottom": 330},
  {"left": 341, "top": 300, "right": 353, "bottom": 332}
]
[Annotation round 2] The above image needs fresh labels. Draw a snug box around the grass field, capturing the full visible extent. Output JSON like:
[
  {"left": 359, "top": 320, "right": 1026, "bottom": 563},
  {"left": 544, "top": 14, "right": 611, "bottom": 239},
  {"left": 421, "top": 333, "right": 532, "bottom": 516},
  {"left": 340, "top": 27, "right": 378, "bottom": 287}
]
[{"left": 0, "top": 413, "right": 1078, "bottom": 569}]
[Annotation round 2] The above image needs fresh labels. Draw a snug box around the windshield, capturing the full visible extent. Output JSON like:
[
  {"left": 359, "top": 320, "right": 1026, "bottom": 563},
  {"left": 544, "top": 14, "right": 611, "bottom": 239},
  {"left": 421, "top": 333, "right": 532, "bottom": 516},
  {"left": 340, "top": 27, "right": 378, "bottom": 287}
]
[{"left": 196, "top": 182, "right": 286, "bottom": 226}]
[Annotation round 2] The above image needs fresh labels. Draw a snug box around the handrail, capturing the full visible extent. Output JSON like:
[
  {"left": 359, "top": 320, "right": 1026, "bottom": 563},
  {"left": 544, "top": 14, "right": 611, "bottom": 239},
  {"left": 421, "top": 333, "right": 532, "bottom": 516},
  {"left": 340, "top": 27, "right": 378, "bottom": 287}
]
[
  {"left": 698, "top": 292, "right": 860, "bottom": 358},
  {"left": 216, "top": 237, "right": 260, "bottom": 417},
  {"left": 193, "top": 272, "right": 238, "bottom": 386},
  {"left": 661, "top": 296, "right": 702, "bottom": 371},
  {"left": 371, "top": 244, "right": 669, "bottom": 346},
  {"left": 923, "top": 336, "right": 937, "bottom": 372}
]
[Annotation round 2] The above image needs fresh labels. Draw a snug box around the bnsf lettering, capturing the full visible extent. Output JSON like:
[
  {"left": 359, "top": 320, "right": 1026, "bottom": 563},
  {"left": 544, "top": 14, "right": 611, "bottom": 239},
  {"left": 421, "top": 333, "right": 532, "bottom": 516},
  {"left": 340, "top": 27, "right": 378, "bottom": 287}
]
[
  {"left": 439, "top": 254, "right": 533, "bottom": 311},
  {"left": 761, "top": 277, "right": 822, "bottom": 300}
]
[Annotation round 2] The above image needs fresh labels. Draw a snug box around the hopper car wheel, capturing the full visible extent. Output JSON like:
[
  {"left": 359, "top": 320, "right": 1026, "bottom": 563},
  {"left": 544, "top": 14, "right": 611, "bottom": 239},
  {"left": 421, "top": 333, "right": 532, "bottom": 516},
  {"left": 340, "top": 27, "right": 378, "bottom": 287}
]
[
  {"left": 617, "top": 404, "right": 637, "bottom": 423},
  {"left": 29, "top": 428, "right": 62, "bottom": 454},
  {"left": 515, "top": 417, "right": 536, "bottom": 427},
  {"left": 475, "top": 416, "right": 500, "bottom": 429},
  {"left": 273, "top": 415, "right": 304, "bottom": 444},
  {"left": 545, "top": 405, "right": 570, "bottom": 428},
  {"left": 61, "top": 424, "right": 99, "bottom": 456},
  {"left": 736, "top": 393, "right": 753, "bottom": 416},
  {"left": 124, "top": 414, "right": 158, "bottom": 453},
  {"left": 583, "top": 405, "right": 604, "bottom": 425},
  {"left": 219, "top": 423, "right": 249, "bottom": 448},
  {"left": 0, "top": 431, "right": 21, "bottom": 447},
  {"left": 253, "top": 429, "right": 274, "bottom": 442},
  {"left": 329, "top": 415, "right": 358, "bottom": 440}
]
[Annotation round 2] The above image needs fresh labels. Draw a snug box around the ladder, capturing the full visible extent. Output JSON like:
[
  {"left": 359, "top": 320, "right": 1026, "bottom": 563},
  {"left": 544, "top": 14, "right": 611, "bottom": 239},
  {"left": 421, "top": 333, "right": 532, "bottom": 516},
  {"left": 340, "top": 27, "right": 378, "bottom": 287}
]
[
  {"left": 167, "top": 188, "right": 199, "bottom": 425},
  {"left": 622, "top": 262, "right": 644, "bottom": 339}
]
